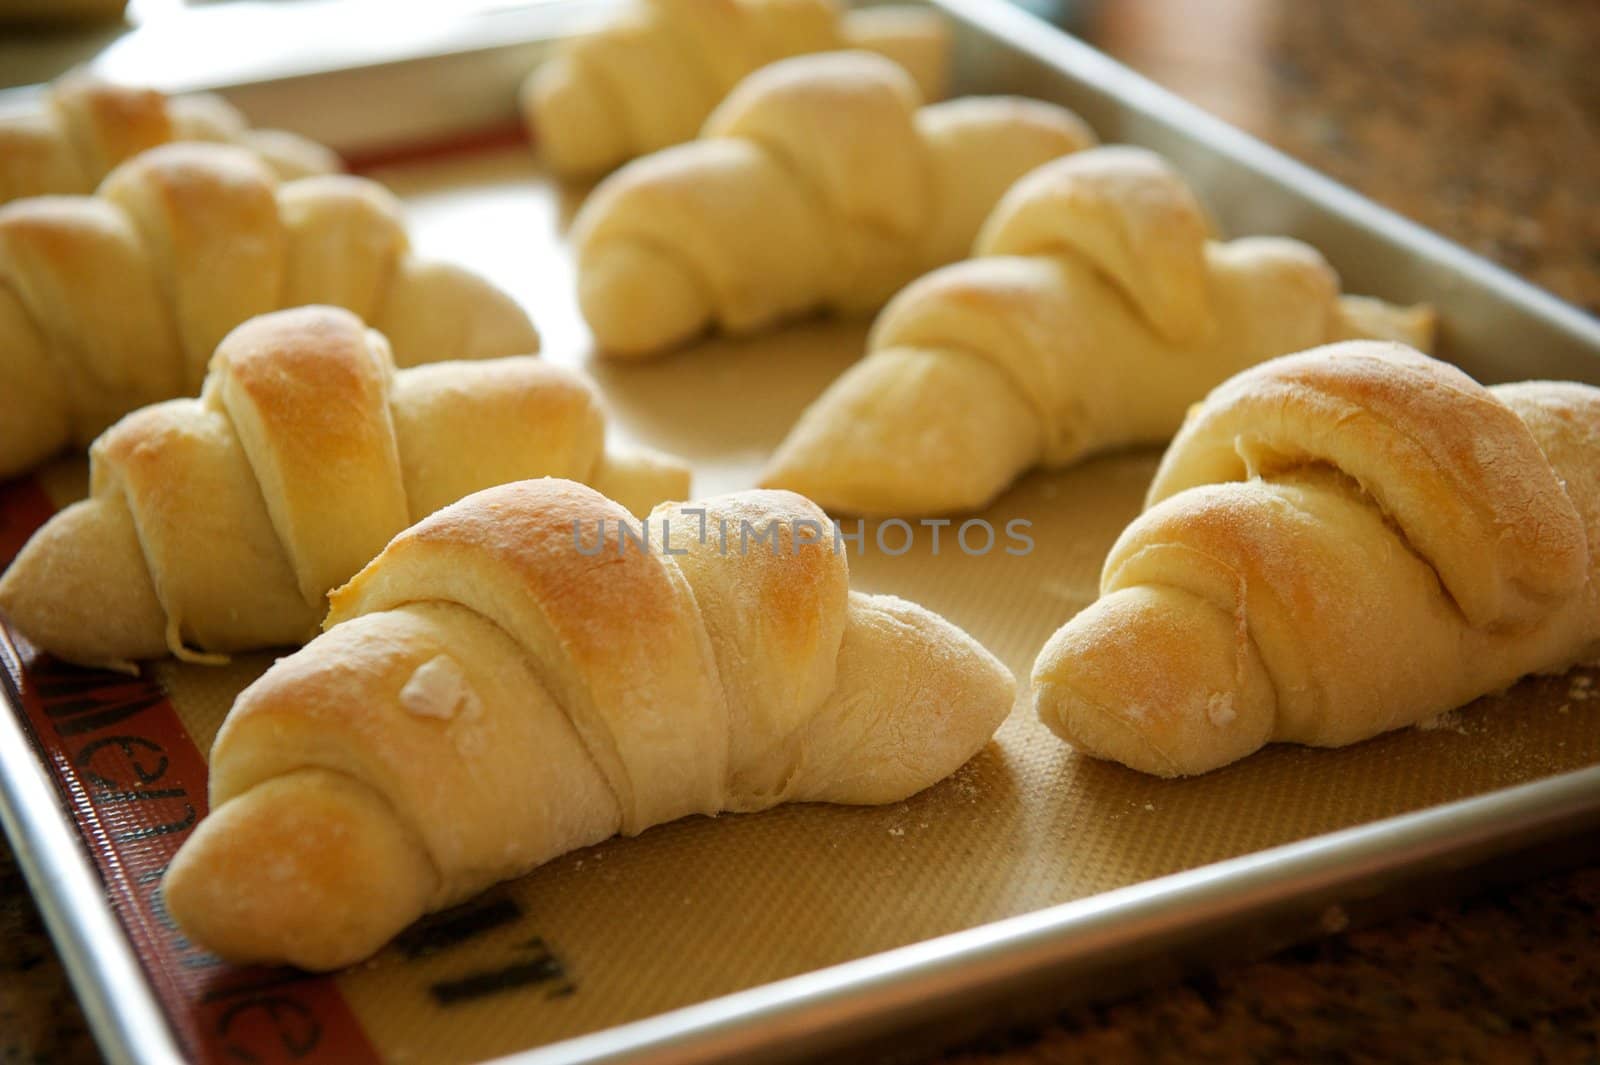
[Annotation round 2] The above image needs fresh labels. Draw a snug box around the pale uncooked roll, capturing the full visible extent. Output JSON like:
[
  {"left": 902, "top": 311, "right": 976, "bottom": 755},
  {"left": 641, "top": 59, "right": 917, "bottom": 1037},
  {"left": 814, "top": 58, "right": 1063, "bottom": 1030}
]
[
  {"left": 1032, "top": 343, "right": 1600, "bottom": 777},
  {"left": 762, "top": 146, "right": 1436, "bottom": 515},
  {"left": 0, "top": 307, "right": 684, "bottom": 671},
  {"left": 522, "top": 0, "right": 952, "bottom": 177},
  {"left": 0, "top": 141, "right": 538, "bottom": 478},
  {"left": 161, "top": 478, "right": 1016, "bottom": 970},
  {"left": 573, "top": 50, "right": 1096, "bottom": 356}
]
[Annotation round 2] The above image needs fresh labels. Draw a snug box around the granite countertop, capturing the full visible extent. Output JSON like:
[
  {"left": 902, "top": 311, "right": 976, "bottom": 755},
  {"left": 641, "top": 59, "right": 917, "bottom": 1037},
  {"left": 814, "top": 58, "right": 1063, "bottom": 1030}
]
[{"left": 3, "top": 0, "right": 1598, "bottom": 1061}]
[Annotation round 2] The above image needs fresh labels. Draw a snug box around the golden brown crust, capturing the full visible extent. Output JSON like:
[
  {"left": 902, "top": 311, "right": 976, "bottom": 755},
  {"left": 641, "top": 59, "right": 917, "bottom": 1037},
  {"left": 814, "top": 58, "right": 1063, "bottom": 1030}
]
[
  {"left": 328, "top": 478, "right": 728, "bottom": 833},
  {"left": 163, "top": 478, "right": 1014, "bottom": 969},
  {"left": 573, "top": 51, "right": 1094, "bottom": 356},
  {"left": 0, "top": 196, "right": 182, "bottom": 437},
  {"left": 390, "top": 357, "right": 606, "bottom": 517},
  {"left": 0, "top": 142, "right": 539, "bottom": 479},
  {"left": 1146, "top": 341, "right": 1587, "bottom": 627},
  {"left": 49, "top": 77, "right": 172, "bottom": 186},
  {"left": 91, "top": 398, "right": 316, "bottom": 657},
  {"left": 164, "top": 768, "right": 440, "bottom": 971},
  {"left": 1034, "top": 344, "right": 1600, "bottom": 777},
  {"left": 278, "top": 175, "right": 408, "bottom": 323},
  {"left": 212, "top": 308, "right": 408, "bottom": 608},
  {"left": 0, "top": 308, "right": 687, "bottom": 668},
  {"left": 649, "top": 491, "right": 849, "bottom": 802},
  {"left": 521, "top": 0, "right": 952, "bottom": 178},
  {"left": 0, "top": 75, "right": 339, "bottom": 206},
  {"left": 762, "top": 147, "right": 1433, "bottom": 516},
  {"left": 100, "top": 143, "right": 286, "bottom": 387}
]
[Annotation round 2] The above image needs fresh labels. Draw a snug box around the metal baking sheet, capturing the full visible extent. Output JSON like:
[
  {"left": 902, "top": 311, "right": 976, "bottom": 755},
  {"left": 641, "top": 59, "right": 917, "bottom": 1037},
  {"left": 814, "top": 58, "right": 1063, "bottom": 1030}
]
[{"left": 2, "top": 2, "right": 1599, "bottom": 1064}]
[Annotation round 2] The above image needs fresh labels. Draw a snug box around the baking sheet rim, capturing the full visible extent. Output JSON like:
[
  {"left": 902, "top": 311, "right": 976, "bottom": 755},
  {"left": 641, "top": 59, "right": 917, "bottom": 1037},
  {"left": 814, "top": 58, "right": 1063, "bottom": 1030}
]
[
  {"left": 2, "top": 1, "right": 1599, "bottom": 1062},
  {"left": 5, "top": 633, "right": 1598, "bottom": 1065},
  {"left": 0, "top": 627, "right": 185, "bottom": 1065},
  {"left": 500, "top": 761, "right": 1600, "bottom": 1065}
]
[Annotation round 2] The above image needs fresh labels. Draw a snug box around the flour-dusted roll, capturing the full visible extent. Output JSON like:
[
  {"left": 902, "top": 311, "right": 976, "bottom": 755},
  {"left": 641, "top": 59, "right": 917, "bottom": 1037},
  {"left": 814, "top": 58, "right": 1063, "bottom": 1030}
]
[
  {"left": 161, "top": 478, "right": 1016, "bottom": 970},
  {"left": 0, "top": 73, "right": 340, "bottom": 204},
  {"left": 573, "top": 51, "right": 1096, "bottom": 356},
  {"left": 0, "top": 307, "right": 684, "bottom": 671},
  {"left": 0, "top": 141, "right": 539, "bottom": 478},
  {"left": 523, "top": 0, "right": 951, "bottom": 177},
  {"left": 1033, "top": 342, "right": 1600, "bottom": 777},
  {"left": 761, "top": 146, "right": 1436, "bottom": 516}
]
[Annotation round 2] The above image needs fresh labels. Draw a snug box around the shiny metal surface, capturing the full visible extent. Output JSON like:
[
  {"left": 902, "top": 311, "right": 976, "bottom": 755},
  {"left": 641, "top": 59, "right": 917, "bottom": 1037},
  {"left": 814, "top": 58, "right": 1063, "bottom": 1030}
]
[
  {"left": 0, "top": 631, "right": 184, "bottom": 1065},
  {"left": 0, "top": 2, "right": 1596, "bottom": 1063},
  {"left": 500, "top": 764, "right": 1600, "bottom": 1065},
  {"left": 926, "top": 0, "right": 1600, "bottom": 385}
]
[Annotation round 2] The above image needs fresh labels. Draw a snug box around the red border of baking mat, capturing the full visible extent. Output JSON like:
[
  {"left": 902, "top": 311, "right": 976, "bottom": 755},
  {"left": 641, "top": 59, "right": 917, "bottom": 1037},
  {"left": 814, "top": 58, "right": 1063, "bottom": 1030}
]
[
  {"left": 0, "top": 475, "right": 381, "bottom": 1064},
  {"left": 0, "top": 120, "right": 539, "bottom": 1064}
]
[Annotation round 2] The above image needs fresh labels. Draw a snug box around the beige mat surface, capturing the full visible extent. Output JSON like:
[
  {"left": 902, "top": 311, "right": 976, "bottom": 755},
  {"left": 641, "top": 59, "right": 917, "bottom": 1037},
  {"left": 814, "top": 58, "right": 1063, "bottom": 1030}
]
[{"left": 27, "top": 146, "right": 1599, "bottom": 1063}]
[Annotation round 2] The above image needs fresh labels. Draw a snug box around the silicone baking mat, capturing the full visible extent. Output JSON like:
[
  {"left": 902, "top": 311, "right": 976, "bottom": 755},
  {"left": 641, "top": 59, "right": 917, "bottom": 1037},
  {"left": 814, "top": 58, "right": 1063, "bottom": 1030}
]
[{"left": 3, "top": 137, "right": 1598, "bottom": 1065}]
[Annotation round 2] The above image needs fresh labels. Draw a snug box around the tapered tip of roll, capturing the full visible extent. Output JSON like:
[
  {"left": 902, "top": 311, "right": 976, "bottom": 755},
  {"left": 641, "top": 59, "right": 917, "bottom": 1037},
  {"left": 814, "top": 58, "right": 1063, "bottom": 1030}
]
[
  {"left": 236, "top": 128, "right": 344, "bottom": 182},
  {"left": 524, "top": 59, "right": 628, "bottom": 179},
  {"left": 791, "top": 592, "right": 1016, "bottom": 806},
  {"left": 379, "top": 259, "right": 540, "bottom": 367},
  {"left": 592, "top": 446, "right": 692, "bottom": 518},
  {"left": 164, "top": 769, "right": 437, "bottom": 971},
  {"left": 760, "top": 347, "right": 1044, "bottom": 516},
  {"left": 579, "top": 241, "right": 713, "bottom": 357},
  {"left": 1032, "top": 586, "right": 1276, "bottom": 778},
  {"left": 1333, "top": 295, "right": 1437, "bottom": 354},
  {"left": 0, "top": 497, "right": 166, "bottom": 671}
]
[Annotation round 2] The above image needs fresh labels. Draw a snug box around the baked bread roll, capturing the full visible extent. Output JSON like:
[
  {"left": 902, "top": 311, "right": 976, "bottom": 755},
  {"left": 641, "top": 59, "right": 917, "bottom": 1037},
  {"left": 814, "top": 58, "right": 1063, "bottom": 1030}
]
[
  {"left": 0, "top": 141, "right": 538, "bottom": 478},
  {"left": 161, "top": 477, "right": 1015, "bottom": 970},
  {"left": 523, "top": 0, "right": 951, "bottom": 177},
  {"left": 573, "top": 51, "right": 1096, "bottom": 356},
  {"left": 1033, "top": 342, "right": 1600, "bottom": 777},
  {"left": 0, "top": 74, "right": 340, "bottom": 204},
  {"left": 761, "top": 146, "right": 1437, "bottom": 516},
  {"left": 0, "top": 307, "right": 684, "bottom": 672}
]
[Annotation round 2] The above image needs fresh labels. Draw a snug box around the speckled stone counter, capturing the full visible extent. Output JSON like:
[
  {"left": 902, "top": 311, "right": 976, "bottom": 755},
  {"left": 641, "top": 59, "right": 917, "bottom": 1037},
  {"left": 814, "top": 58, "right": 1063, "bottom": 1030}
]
[
  {"left": 948, "top": 867, "right": 1600, "bottom": 1064},
  {"left": 3, "top": 0, "right": 1598, "bottom": 1061},
  {"left": 1089, "top": 0, "right": 1599, "bottom": 315},
  {"left": 950, "top": 0, "right": 1600, "bottom": 1059}
]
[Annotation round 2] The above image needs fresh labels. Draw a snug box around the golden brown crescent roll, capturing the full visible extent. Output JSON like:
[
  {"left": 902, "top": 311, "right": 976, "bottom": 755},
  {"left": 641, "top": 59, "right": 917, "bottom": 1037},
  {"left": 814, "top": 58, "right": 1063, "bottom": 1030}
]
[
  {"left": 1033, "top": 342, "right": 1600, "bottom": 777},
  {"left": 762, "top": 146, "right": 1437, "bottom": 516},
  {"left": 572, "top": 50, "right": 1096, "bottom": 356},
  {"left": 0, "top": 74, "right": 340, "bottom": 204},
  {"left": 0, "top": 307, "right": 684, "bottom": 671},
  {"left": 0, "top": 141, "right": 539, "bottom": 479},
  {"left": 160, "top": 478, "right": 1015, "bottom": 970},
  {"left": 522, "top": 0, "right": 951, "bottom": 177}
]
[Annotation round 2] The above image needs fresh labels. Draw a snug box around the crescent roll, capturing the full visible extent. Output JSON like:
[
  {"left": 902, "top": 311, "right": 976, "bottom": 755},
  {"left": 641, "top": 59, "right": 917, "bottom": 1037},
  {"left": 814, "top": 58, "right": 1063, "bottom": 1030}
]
[
  {"left": 0, "top": 307, "right": 685, "bottom": 671},
  {"left": 523, "top": 0, "right": 951, "bottom": 177},
  {"left": 761, "top": 146, "right": 1437, "bottom": 516},
  {"left": 0, "top": 141, "right": 539, "bottom": 478},
  {"left": 572, "top": 50, "right": 1096, "bottom": 356},
  {"left": 1033, "top": 342, "right": 1600, "bottom": 776},
  {"left": 0, "top": 73, "right": 340, "bottom": 205},
  {"left": 161, "top": 478, "right": 1016, "bottom": 969}
]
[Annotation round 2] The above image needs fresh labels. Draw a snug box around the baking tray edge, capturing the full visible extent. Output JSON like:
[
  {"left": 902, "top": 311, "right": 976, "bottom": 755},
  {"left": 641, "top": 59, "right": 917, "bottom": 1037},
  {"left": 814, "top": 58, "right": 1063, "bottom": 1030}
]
[
  {"left": 0, "top": 2, "right": 1596, "bottom": 1063},
  {"left": 0, "top": 628, "right": 185, "bottom": 1065},
  {"left": 503, "top": 762, "right": 1600, "bottom": 1065}
]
